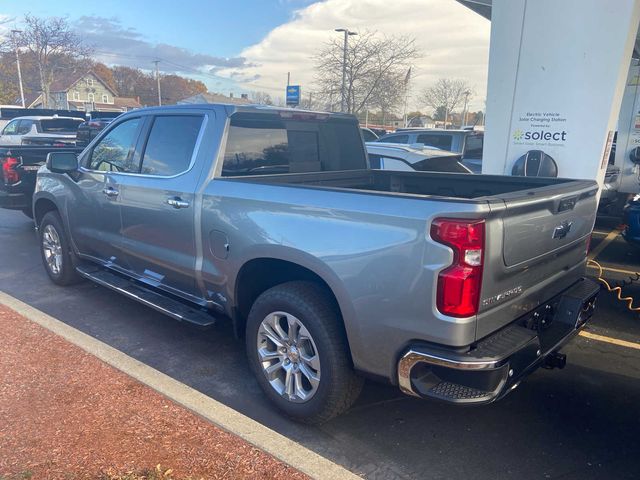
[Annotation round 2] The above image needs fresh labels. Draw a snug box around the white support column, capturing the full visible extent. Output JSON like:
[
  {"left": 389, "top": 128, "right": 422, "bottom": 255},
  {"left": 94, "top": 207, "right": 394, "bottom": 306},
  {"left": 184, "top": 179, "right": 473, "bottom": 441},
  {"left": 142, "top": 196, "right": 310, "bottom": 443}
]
[
  {"left": 614, "top": 62, "right": 640, "bottom": 194},
  {"left": 482, "top": 0, "right": 640, "bottom": 189}
]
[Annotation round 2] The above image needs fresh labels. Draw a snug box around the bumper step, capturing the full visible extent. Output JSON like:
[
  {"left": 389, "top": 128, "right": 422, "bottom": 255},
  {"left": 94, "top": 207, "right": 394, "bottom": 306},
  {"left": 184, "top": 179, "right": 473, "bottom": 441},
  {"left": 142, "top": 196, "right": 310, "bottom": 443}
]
[
  {"left": 76, "top": 265, "right": 216, "bottom": 328},
  {"left": 428, "top": 381, "right": 493, "bottom": 402}
]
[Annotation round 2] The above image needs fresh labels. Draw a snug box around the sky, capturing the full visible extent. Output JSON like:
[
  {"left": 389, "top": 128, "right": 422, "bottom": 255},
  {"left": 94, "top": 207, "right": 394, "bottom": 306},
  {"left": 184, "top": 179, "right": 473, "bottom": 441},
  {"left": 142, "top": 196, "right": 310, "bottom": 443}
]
[{"left": 0, "top": 0, "right": 491, "bottom": 111}]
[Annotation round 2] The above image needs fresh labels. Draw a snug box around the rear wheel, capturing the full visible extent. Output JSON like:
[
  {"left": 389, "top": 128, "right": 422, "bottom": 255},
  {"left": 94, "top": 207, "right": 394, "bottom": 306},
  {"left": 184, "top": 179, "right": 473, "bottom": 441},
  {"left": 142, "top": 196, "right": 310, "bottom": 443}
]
[
  {"left": 39, "top": 211, "right": 81, "bottom": 286},
  {"left": 246, "top": 281, "right": 363, "bottom": 424}
]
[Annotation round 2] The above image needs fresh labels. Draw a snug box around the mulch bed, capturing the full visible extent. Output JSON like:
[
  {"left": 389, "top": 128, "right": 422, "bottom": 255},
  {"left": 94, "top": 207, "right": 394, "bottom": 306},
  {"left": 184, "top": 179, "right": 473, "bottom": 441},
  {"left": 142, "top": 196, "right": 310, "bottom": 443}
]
[{"left": 0, "top": 305, "right": 308, "bottom": 480}]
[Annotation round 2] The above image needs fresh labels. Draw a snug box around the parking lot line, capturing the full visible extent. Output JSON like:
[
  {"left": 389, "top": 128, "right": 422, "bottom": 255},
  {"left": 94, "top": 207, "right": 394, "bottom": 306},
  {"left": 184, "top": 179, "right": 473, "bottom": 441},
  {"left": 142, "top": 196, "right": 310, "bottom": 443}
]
[
  {"left": 588, "top": 228, "right": 620, "bottom": 260},
  {"left": 0, "top": 290, "right": 360, "bottom": 480},
  {"left": 579, "top": 330, "right": 640, "bottom": 351}
]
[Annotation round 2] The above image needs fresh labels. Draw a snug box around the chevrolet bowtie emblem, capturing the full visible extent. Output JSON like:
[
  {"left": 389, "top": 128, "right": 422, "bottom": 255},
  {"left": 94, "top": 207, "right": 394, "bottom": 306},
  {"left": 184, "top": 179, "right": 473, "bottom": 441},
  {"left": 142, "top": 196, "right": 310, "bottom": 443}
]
[{"left": 552, "top": 220, "right": 573, "bottom": 239}]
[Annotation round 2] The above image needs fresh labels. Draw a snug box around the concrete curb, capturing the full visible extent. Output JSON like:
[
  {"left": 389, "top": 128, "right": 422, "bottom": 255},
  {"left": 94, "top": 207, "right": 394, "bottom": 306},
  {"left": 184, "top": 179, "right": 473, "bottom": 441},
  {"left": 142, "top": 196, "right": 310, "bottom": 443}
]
[{"left": 0, "top": 291, "right": 361, "bottom": 480}]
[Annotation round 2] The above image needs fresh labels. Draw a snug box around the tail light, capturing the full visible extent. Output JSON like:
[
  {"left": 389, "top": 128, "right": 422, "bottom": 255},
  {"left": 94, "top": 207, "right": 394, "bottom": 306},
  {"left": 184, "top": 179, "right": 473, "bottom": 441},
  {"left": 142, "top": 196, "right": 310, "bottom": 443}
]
[
  {"left": 2, "top": 156, "right": 20, "bottom": 185},
  {"left": 431, "top": 218, "right": 485, "bottom": 317}
]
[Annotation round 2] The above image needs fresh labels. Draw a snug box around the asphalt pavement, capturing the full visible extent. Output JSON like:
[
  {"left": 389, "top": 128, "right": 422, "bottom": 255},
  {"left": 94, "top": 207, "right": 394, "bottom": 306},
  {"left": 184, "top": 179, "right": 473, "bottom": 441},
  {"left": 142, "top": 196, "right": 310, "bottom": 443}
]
[{"left": 1, "top": 208, "right": 639, "bottom": 480}]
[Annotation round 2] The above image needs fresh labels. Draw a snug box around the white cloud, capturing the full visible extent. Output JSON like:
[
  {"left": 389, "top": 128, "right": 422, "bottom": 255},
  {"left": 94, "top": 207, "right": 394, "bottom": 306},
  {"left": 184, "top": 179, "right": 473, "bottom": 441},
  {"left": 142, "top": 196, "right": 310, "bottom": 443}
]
[{"left": 218, "top": 0, "right": 490, "bottom": 112}]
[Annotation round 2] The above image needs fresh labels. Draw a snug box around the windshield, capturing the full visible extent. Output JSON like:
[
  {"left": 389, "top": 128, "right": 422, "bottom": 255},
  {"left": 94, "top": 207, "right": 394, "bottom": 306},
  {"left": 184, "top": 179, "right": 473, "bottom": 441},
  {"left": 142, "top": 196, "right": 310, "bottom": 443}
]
[{"left": 39, "top": 119, "right": 83, "bottom": 134}]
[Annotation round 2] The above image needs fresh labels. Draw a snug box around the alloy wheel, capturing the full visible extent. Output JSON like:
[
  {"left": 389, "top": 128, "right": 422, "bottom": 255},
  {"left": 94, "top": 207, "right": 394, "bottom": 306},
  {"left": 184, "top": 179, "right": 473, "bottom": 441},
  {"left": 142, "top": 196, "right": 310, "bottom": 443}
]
[
  {"left": 256, "top": 311, "right": 321, "bottom": 403},
  {"left": 42, "top": 224, "right": 63, "bottom": 275}
]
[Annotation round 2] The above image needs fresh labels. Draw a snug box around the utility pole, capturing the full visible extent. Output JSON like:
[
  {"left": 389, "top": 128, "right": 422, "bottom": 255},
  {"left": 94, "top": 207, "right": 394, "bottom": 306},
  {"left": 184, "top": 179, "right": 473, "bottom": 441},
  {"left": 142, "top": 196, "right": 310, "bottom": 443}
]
[
  {"left": 287, "top": 72, "right": 290, "bottom": 86},
  {"left": 153, "top": 60, "right": 162, "bottom": 106},
  {"left": 308, "top": 91, "right": 313, "bottom": 109},
  {"left": 462, "top": 90, "right": 471, "bottom": 127},
  {"left": 335, "top": 28, "right": 357, "bottom": 113},
  {"left": 11, "top": 30, "right": 25, "bottom": 108},
  {"left": 403, "top": 67, "right": 411, "bottom": 128}
]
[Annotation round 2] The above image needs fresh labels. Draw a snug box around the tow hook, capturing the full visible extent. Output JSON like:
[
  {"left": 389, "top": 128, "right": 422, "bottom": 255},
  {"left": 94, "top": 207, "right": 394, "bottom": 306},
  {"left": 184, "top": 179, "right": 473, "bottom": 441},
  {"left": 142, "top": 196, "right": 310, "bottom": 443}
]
[{"left": 542, "top": 352, "right": 566, "bottom": 370}]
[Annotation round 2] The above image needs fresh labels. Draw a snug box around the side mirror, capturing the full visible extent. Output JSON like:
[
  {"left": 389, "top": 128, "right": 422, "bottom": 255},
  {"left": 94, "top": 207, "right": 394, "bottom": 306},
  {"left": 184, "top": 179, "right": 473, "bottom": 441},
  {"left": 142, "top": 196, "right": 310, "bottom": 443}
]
[{"left": 46, "top": 152, "right": 78, "bottom": 174}]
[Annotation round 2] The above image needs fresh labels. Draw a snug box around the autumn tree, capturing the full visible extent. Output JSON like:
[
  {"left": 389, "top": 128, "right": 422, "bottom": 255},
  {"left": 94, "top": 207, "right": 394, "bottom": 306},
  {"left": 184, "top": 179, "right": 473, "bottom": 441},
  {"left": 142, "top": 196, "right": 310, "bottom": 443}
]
[
  {"left": 92, "top": 62, "right": 117, "bottom": 92},
  {"left": 158, "top": 74, "right": 207, "bottom": 105},
  {"left": 420, "top": 78, "right": 473, "bottom": 128},
  {"left": 314, "top": 31, "right": 419, "bottom": 115}
]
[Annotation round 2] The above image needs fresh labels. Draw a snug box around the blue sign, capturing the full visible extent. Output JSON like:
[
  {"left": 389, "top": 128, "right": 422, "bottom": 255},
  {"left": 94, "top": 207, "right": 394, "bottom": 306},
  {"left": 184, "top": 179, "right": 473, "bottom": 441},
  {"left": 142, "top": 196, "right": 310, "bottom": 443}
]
[{"left": 286, "top": 85, "right": 301, "bottom": 106}]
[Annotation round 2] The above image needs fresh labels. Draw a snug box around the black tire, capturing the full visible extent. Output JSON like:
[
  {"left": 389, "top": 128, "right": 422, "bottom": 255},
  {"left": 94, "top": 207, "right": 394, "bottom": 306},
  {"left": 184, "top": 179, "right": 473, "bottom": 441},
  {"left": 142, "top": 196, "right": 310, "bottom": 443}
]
[
  {"left": 39, "top": 211, "right": 81, "bottom": 286},
  {"left": 21, "top": 207, "right": 33, "bottom": 219},
  {"left": 246, "top": 281, "right": 363, "bottom": 424}
]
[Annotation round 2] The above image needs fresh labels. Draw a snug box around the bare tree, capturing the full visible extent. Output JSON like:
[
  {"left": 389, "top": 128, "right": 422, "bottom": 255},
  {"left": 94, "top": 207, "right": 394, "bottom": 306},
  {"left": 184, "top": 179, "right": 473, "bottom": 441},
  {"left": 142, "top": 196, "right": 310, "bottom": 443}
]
[
  {"left": 250, "top": 91, "right": 273, "bottom": 105},
  {"left": 420, "top": 78, "right": 473, "bottom": 128},
  {"left": 14, "top": 15, "right": 91, "bottom": 108},
  {"left": 314, "top": 31, "right": 419, "bottom": 115}
]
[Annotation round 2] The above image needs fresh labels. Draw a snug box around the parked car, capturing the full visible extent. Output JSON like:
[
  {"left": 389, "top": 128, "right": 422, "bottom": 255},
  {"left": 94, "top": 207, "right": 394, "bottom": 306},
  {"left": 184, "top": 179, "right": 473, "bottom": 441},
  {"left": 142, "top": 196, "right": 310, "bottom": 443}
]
[
  {"left": 0, "top": 116, "right": 83, "bottom": 147},
  {"left": 76, "top": 118, "right": 115, "bottom": 148},
  {"left": 366, "top": 142, "right": 473, "bottom": 173},
  {"left": 0, "top": 145, "right": 83, "bottom": 217},
  {"left": 360, "top": 127, "right": 379, "bottom": 142},
  {"left": 35, "top": 104, "right": 599, "bottom": 423},
  {"left": 379, "top": 128, "right": 484, "bottom": 173}
]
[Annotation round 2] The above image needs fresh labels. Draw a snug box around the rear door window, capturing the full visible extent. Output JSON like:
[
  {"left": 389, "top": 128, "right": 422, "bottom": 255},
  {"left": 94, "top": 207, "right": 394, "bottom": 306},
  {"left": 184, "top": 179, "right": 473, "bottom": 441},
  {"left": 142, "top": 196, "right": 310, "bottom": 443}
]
[
  {"left": 16, "top": 120, "right": 32, "bottom": 135},
  {"left": 416, "top": 134, "right": 453, "bottom": 150},
  {"left": 87, "top": 118, "right": 143, "bottom": 172},
  {"left": 139, "top": 115, "right": 203, "bottom": 176}
]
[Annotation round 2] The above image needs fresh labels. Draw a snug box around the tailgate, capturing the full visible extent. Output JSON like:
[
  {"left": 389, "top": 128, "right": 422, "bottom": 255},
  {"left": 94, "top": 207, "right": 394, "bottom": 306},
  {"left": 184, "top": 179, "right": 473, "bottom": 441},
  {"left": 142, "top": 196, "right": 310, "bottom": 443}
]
[{"left": 476, "top": 179, "right": 598, "bottom": 339}]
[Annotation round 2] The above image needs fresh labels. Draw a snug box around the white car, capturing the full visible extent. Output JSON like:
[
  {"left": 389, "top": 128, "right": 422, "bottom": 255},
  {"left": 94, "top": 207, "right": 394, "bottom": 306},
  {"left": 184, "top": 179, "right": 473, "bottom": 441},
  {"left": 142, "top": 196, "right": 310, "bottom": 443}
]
[
  {"left": 0, "top": 116, "right": 83, "bottom": 146},
  {"left": 365, "top": 142, "right": 473, "bottom": 173}
]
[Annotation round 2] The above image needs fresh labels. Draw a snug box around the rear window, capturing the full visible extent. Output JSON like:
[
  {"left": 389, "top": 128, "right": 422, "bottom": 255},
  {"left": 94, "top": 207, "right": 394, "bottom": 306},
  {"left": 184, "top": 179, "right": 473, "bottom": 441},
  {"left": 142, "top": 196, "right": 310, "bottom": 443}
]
[
  {"left": 463, "top": 134, "right": 483, "bottom": 158},
  {"left": 416, "top": 134, "right": 453, "bottom": 150},
  {"left": 414, "top": 155, "right": 470, "bottom": 173},
  {"left": 379, "top": 134, "right": 409, "bottom": 144},
  {"left": 40, "top": 118, "right": 83, "bottom": 133},
  {"left": 221, "top": 113, "right": 366, "bottom": 176}
]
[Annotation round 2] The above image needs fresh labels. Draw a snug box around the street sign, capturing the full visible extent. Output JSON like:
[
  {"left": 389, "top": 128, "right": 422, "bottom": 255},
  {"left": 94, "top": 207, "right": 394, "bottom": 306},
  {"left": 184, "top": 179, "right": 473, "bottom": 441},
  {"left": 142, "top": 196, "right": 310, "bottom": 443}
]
[{"left": 286, "top": 85, "right": 301, "bottom": 106}]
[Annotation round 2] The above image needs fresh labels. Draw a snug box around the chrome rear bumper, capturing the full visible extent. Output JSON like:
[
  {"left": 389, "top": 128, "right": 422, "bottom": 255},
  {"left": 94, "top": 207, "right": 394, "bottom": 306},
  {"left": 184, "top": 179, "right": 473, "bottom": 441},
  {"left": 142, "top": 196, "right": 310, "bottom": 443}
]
[{"left": 397, "top": 277, "right": 599, "bottom": 404}]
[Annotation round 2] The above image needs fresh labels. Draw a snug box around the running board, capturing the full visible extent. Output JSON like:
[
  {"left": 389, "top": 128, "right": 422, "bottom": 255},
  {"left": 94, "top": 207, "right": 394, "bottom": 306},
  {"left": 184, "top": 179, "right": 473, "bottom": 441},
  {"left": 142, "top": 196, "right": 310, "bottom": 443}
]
[{"left": 76, "top": 265, "right": 216, "bottom": 328}]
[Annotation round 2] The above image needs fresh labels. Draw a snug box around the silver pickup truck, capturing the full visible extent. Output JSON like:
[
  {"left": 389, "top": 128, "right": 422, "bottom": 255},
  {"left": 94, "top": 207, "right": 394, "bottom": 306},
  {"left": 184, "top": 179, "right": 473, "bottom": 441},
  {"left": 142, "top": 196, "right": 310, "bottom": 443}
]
[{"left": 34, "top": 104, "right": 599, "bottom": 424}]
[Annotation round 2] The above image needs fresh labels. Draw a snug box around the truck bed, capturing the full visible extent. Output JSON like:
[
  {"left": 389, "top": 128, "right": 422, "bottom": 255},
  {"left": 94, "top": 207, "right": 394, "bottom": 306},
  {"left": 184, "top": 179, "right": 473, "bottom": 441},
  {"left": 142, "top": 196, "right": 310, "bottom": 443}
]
[{"left": 237, "top": 169, "right": 596, "bottom": 201}]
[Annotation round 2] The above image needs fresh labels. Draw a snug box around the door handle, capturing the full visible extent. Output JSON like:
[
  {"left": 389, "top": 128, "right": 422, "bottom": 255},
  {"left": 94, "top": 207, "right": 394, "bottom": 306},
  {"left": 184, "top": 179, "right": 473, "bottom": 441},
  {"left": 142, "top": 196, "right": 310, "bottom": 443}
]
[
  {"left": 103, "top": 187, "right": 119, "bottom": 197},
  {"left": 166, "top": 197, "right": 190, "bottom": 209}
]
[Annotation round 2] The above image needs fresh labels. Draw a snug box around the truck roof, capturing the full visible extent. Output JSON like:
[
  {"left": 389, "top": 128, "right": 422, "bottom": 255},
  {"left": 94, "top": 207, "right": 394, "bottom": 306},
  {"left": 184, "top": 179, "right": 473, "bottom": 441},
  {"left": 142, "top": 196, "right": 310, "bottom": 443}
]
[{"left": 117, "top": 103, "right": 357, "bottom": 121}]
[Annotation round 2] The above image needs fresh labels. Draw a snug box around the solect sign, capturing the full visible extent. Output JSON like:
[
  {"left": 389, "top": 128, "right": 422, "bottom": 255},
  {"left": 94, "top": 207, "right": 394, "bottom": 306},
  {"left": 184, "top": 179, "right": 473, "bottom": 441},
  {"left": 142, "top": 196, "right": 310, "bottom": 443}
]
[{"left": 513, "top": 129, "right": 567, "bottom": 142}]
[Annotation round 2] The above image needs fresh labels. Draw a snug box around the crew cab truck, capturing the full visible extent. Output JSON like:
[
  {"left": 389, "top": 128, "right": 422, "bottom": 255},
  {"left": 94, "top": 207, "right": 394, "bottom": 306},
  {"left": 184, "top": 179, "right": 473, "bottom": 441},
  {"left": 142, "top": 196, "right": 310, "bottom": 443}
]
[{"left": 34, "top": 104, "right": 599, "bottom": 423}]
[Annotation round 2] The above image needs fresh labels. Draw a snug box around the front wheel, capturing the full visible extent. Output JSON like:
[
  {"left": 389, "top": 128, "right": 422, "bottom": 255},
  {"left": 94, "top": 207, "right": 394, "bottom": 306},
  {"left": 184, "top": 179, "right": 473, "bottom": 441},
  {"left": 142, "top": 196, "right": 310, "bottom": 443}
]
[
  {"left": 246, "top": 281, "right": 363, "bottom": 424},
  {"left": 39, "top": 211, "right": 81, "bottom": 286}
]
